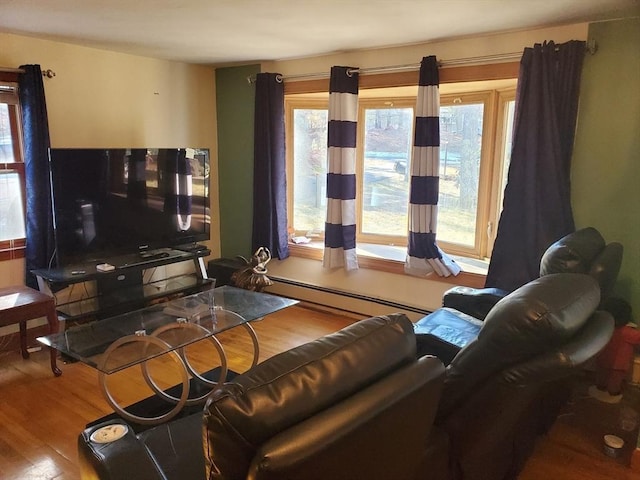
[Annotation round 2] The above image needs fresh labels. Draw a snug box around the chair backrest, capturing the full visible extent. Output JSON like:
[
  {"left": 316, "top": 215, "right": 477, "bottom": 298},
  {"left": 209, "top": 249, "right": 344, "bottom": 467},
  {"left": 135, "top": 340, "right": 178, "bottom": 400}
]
[
  {"left": 539, "top": 227, "right": 623, "bottom": 298},
  {"left": 203, "top": 313, "right": 445, "bottom": 480},
  {"left": 438, "top": 273, "right": 603, "bottom": 418}
]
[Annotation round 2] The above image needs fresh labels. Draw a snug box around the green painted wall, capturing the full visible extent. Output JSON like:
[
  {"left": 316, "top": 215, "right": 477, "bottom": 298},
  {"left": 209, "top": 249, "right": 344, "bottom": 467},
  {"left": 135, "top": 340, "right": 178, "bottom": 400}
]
[
  {"left": 215, "top": 64, "right": 260, "bottom": 258},
  {"left": 572, "top": 17, "right": 640, "bottom": 317}
]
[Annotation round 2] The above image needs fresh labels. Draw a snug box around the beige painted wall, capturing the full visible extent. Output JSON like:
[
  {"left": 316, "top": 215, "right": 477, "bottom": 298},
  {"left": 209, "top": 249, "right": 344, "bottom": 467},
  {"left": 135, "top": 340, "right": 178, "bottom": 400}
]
[
  {"left": 0, "top": 32, "right": 220, "bottom": 290},
  {"left": 264, "top": 23, "right": 589, "bottom": 314}
]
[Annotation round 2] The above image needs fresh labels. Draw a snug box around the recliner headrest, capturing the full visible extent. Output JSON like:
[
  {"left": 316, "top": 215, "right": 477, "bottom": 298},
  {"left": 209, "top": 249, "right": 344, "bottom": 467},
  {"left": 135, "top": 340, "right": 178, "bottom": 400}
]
[
  {"left": 540, "top": 227, "right": 623, "bottom": 298},
  {"left": 539, "top": 227, "right": 605, "bottom": 276}
]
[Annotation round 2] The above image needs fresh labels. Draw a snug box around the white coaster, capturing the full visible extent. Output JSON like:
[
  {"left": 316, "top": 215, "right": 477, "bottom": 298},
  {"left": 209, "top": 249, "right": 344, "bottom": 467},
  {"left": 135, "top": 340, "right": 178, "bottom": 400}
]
[{"left": 90, "top": 424, "right": 129, "bottom": 444}]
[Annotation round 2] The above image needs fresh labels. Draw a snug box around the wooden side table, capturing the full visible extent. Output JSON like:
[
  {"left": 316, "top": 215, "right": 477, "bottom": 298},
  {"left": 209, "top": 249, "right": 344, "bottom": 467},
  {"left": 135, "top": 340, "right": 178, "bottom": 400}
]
[{"left": 0, "top": 285, "right": 62, "bottom": 376}]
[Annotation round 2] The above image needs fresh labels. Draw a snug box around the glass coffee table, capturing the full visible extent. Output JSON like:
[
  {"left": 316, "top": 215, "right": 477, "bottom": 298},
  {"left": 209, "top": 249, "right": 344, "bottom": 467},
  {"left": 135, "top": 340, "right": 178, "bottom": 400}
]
[{"left": 38, "top": 286, "right": 298, "bottom": 425}]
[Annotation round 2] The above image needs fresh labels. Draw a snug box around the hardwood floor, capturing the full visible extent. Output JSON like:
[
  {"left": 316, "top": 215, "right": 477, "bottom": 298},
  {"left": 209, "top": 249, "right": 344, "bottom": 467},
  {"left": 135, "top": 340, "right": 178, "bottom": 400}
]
[
  {"left": 0, "top": 304, "right": 637, "bottom": 480},
  {"left": 519, "top": 378, "right": 640, "bottom": 480}
]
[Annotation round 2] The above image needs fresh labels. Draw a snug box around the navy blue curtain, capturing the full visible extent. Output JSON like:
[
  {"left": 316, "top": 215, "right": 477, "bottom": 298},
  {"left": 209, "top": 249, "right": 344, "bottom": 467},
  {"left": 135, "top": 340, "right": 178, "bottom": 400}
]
[
  {"left": 19, "top": 64, "right": 54, "bottom": 288},
  {"left": 486, "top": 40, "right": 586, "bottom": 291},
  {"left": 252, "top": 73, "right": 289, "bottom": 260}
]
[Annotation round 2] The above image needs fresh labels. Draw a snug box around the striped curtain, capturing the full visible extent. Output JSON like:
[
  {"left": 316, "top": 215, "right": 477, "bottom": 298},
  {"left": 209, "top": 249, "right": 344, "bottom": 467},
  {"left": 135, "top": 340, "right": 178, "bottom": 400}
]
[
  {"left": 163, "top": 148, "right": 193, "bottom": 231},
  {"left": 405, "top": 56, "right": 461, "bottom": 277},
  {"left": 323, "top": 66, "right": 359, "bottom": 270}
]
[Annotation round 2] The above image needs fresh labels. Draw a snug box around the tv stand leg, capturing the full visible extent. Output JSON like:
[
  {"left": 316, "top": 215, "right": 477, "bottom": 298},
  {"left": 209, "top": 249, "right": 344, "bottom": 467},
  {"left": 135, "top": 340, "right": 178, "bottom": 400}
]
[
  {"left": 194, "top": 257, "right": 208, "bottom": 281},
  {"left": 36, "top": 275, "right": 53, "bottom": 296}
]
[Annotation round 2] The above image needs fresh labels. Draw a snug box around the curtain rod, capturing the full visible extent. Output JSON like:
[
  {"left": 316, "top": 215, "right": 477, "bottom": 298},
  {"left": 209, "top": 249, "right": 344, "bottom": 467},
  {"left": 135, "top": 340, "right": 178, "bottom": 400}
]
[
  {"left": 0, "top": 67, "right": 57, "bottom": 78},
  {"left": 247, "top": 52, "right": 521, "bottom": 84},
  {"left": 0, "top": 67, "right": 24, "bottom": 73},
  {"left": 247, "top": 40, "right": 597, "bottom": 84}
]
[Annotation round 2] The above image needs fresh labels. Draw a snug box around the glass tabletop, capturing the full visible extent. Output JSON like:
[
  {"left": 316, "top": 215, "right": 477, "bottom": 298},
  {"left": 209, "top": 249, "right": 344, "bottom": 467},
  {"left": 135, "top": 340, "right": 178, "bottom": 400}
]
[{"left": 37, "top": 286, "right": 298, "bottom": 374}]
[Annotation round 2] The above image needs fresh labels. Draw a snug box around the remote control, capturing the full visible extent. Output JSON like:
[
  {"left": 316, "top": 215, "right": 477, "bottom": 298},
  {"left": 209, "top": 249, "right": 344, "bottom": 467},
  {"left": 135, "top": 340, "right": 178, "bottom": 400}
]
[{"left": 96, "top": 263, "right": 116, "bottom": 272}]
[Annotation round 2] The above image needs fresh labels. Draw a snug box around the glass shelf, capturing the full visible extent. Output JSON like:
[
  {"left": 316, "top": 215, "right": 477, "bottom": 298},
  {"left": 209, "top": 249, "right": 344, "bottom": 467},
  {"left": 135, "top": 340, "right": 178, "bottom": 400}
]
[{"left": 32, "top": 248, "right": 211, "bottom": 322}]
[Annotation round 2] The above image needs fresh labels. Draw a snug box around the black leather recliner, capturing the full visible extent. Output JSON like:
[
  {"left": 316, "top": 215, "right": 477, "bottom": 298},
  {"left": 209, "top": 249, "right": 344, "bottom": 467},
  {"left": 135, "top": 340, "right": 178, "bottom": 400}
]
[
  {"left": 78, "top": 314, "right": 449, "bottom": 480},
  {"left": 419, "top": 272, "right": 614, "bottom": 479},
  {"left": 443, "top": 227, "right": 623, "bottom": 321}
]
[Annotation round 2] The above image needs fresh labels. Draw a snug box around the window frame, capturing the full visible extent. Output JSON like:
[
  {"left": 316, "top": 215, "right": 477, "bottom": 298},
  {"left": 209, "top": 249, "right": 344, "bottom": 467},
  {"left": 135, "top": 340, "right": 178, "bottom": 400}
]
[
  {"left": 285, "top": 97, "right": 330, "bottom": 238},
  {"left": 487, "top": 88, "right": 517, "bottom": 254},
  {"left": 0, "top": 71, "right": 27, "bottom": 261},
  {"left": 436, "top": 90, "right": 497, "bottom": 258},
  {"left": 284, "top": 62, "right": 519, "bottom": 274}
]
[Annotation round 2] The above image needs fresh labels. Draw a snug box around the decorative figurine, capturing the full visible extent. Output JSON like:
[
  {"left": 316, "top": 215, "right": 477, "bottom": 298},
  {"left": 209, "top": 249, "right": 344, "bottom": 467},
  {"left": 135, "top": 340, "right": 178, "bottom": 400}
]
[{"left": 231, "top": 247, "right": 274, "bottom": 292}]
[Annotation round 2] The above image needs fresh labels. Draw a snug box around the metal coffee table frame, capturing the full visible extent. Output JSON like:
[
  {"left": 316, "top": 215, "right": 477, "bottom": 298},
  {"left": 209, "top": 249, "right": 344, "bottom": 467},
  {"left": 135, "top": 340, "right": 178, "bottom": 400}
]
[{"left": 38, "top": 286, "right": 298, "bottom": 425}]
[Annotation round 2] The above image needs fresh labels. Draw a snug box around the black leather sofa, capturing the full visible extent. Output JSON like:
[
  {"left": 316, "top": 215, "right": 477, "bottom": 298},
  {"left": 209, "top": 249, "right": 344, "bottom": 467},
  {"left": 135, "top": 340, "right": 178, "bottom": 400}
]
[
  {"left": 78, "top": 314, "right": 450, "bottom": 480},
  {"left": 78, "top": 273, "right": 613, "bottom": 480}
]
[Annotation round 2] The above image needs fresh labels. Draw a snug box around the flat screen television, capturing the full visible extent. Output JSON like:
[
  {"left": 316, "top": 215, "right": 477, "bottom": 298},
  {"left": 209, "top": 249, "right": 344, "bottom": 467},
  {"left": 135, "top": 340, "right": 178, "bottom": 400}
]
[{"left": 49, "top": 147, "right": 210, "bottom": 267}]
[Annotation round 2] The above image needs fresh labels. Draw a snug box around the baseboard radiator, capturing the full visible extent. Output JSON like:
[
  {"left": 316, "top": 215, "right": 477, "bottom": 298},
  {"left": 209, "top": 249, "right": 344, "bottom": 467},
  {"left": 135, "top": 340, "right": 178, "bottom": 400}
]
[{"left": 268, "top": 276, "right": 432, "bottom": 321}]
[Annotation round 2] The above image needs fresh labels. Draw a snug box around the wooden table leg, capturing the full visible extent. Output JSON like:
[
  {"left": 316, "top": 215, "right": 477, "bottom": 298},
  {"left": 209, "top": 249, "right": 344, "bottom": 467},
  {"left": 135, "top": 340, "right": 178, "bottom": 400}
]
[
  {"left": 0, "top": 285, "right": 62, "bottom": 377},
  {"left": 19, "top": 320, "right": 29, "bottom": 359}
]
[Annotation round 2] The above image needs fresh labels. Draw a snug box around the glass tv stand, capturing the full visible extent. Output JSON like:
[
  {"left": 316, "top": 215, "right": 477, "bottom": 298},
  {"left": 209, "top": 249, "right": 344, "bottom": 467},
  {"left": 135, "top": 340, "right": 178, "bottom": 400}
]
[{"left": 32, "top": 247, "right": 212, "bottom": 322}]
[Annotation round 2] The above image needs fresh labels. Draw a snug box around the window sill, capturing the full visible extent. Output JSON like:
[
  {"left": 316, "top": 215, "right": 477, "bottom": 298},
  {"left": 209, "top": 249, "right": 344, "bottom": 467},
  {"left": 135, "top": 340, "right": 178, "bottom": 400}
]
[{"left": 288, "top": 241, "right": 487, "bottom": 288}]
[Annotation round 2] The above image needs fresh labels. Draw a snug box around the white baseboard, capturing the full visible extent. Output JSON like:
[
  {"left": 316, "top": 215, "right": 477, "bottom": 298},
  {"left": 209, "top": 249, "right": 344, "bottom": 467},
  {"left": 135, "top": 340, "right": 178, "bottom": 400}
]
[{"left": 266, "top": 277, "right": 432, "bottom": 322}]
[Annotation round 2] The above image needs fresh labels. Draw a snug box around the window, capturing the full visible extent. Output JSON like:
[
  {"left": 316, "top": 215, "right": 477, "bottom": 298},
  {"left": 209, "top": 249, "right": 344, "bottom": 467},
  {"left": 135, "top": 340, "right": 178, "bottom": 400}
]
[
  {"left": 285, "top": 76, "right": 516, "bottom": 262},
  {"left": 288, "top": 100, "right": 328, "bottom": 237},
  {"left": 0, "top": 74, "right": 26, "bottom": 260},
  {"left": 359, "top": 99, "right": 414, "bottom": 246},
  {"left": 436, "top": 89, "right": 517, "bottom": 257}
]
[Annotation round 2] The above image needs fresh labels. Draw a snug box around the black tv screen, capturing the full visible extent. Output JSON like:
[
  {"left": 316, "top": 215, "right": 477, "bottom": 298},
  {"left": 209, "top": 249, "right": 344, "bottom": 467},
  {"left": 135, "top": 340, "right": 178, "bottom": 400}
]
[{"left": 49, "top": 148, "right": 210, "bottom": 266}]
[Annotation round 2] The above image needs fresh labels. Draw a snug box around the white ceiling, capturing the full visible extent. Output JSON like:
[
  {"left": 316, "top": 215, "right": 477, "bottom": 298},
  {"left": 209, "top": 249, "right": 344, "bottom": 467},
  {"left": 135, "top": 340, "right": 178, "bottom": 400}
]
[{"left": 0, "top": 0, "right": 638, "bottom": 65}]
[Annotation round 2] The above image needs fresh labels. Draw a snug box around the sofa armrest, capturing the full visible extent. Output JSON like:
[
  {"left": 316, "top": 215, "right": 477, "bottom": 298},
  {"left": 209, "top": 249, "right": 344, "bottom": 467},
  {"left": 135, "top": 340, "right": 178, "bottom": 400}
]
[
  {"left": 442, "top": 287, "right": 509, "bottom": 320},
  {"left": 78, "top": 421, "right": 165, "bottom": 480}
]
